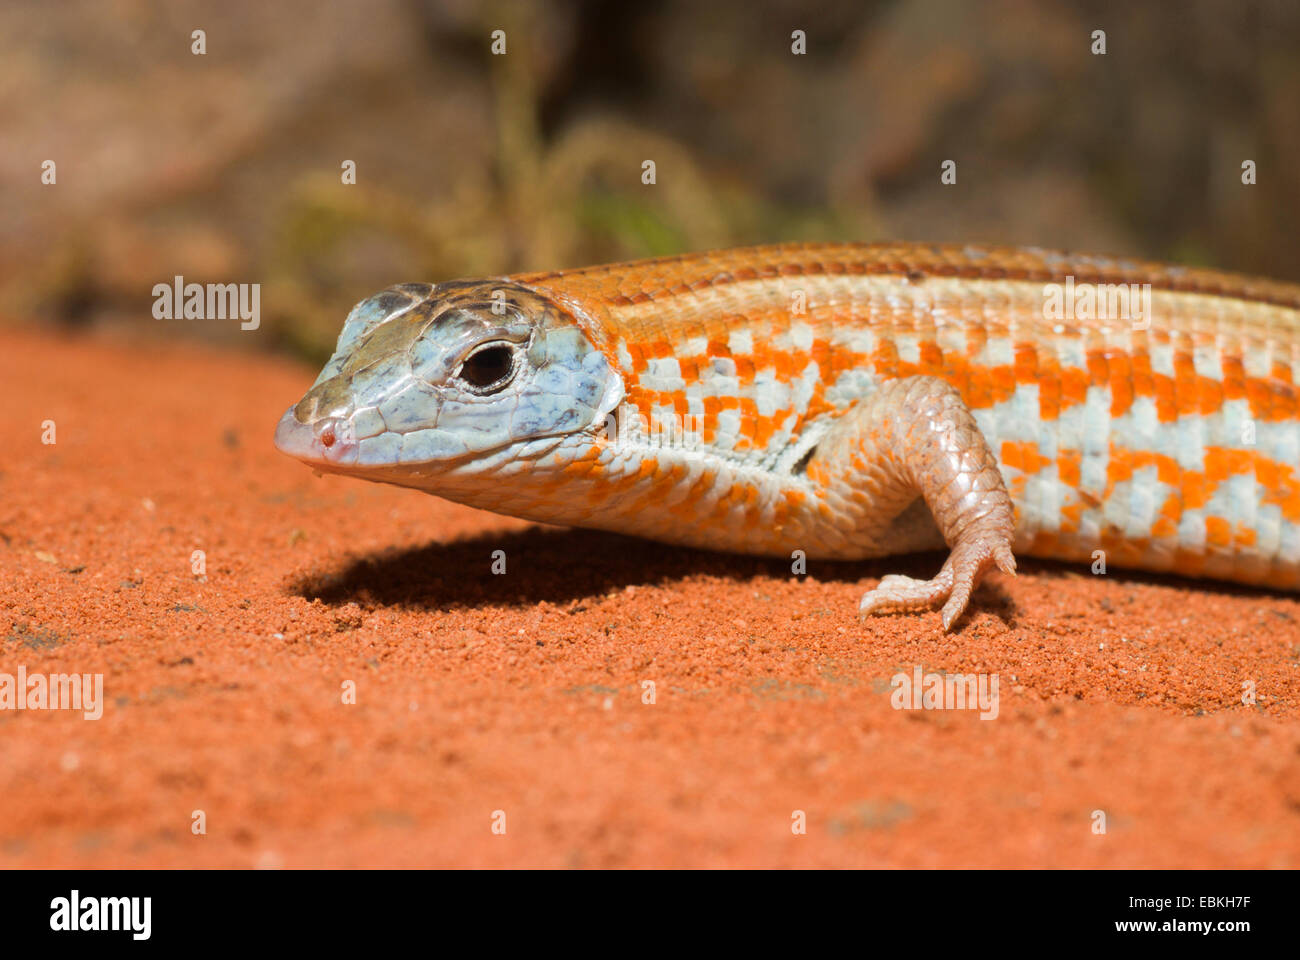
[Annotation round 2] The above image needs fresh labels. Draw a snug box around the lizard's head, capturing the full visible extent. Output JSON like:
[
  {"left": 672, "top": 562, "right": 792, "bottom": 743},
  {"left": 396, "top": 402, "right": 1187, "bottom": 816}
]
[{"left": 273, "top": 280, "right": 623, "bottom": 482}]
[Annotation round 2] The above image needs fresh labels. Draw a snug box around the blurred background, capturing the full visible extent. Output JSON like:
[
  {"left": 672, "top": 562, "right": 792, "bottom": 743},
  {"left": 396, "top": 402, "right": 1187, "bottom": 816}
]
[{"left": 3, "top": 0, "right": 1298, "bottom": 363}]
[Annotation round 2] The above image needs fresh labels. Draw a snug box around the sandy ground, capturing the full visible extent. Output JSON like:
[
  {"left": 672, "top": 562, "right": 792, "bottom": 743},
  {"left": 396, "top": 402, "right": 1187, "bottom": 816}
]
[{"left": 2, "top": 327, "right": 1298, "bottom": 868}]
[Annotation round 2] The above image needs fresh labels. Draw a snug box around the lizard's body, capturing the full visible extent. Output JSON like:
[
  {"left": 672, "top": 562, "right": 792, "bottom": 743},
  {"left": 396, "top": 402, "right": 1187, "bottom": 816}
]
[{"left": 275, "top": 243, "right": 1300, "bottom": 628}]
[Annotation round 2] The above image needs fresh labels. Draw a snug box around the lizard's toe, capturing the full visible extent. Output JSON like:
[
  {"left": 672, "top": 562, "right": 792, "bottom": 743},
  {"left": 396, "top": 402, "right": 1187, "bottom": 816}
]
[
  {"left": 860, "top": 537, "right": 1017, "bottom": 631},
  {"left": 937, "top": 537, "right": 1017, "bottom": 631},
  {"left": 858, "top": 569, "right": 955, "bottom": 620}
]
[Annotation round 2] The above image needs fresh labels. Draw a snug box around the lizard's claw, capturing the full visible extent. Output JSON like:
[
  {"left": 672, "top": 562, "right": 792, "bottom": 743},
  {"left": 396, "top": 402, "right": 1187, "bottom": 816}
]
[{"left": 859, "top": 536, "right": 1016, "bottom": 632}]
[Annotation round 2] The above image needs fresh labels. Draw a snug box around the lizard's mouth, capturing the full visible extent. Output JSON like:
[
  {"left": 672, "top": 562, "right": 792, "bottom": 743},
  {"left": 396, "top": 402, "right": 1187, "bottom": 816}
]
[{"left": 272, "top": 404, "right": 560, "bottom": 478}]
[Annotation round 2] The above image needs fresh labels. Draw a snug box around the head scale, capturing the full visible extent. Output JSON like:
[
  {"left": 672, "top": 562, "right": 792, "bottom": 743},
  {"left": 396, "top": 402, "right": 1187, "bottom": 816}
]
[{"left": 273, "top": 280, "right": 623, "bottom": 482}]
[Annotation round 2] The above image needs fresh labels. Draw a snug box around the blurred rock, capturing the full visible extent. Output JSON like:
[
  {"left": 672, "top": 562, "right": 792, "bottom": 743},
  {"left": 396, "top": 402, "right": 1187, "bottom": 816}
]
[{"left": 2, "top": 0, "right": 1297, "bottom": 352}]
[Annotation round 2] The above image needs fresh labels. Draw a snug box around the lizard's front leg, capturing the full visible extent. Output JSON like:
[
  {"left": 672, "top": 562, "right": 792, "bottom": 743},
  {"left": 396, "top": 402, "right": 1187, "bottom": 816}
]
[{"left": 804, "top": 375, "right": 1017, "bottom": 631}]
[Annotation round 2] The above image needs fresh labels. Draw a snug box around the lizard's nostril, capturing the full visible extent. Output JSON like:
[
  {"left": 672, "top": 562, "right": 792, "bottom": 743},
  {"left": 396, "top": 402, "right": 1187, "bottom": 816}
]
[{"left": 313, "top": 417, "right": 345, "bottom": 450}]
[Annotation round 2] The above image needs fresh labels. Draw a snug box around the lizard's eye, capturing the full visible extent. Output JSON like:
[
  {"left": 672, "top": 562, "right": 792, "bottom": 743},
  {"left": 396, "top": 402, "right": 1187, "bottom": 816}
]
[{"left": 456, "top": 343, "right": 517, "bottom": 394}]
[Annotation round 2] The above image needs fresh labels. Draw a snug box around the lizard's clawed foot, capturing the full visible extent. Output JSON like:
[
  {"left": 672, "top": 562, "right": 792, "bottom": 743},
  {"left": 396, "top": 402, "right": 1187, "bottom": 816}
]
[{"left": 859, "top": 536, "right": 1016, "bottom": 632}]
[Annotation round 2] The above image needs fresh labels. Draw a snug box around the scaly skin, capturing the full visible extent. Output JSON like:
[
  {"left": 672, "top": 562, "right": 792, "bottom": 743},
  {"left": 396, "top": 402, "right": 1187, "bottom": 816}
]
[{"left": 274, "top": 242, "right": 1300, "bottom": 630}]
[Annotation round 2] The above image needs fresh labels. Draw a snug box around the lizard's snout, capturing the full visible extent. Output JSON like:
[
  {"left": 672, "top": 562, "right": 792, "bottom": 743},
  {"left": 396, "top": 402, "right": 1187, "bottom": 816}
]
[{"left": 273, "top": 406, "right": 358, "bottom": 466}]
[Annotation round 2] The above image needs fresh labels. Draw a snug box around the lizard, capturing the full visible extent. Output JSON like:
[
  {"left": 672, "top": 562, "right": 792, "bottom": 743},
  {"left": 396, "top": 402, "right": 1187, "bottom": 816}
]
[{"left": 273, "top": 242, "right": 1300, "bottom": 630}]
